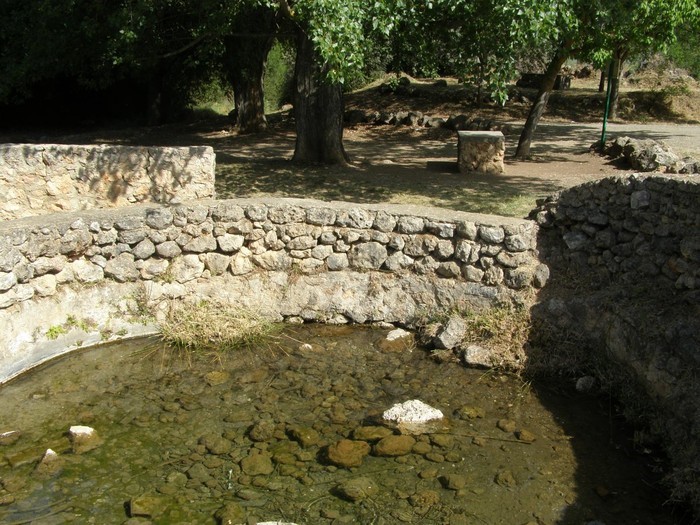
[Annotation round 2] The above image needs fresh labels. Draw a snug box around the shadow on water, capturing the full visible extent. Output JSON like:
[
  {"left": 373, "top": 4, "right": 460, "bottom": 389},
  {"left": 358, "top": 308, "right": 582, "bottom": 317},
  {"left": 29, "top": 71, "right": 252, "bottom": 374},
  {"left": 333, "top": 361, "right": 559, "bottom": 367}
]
[
  {"left": 526, "top": 219, "right": 696, "bottom": 525},
  {"left": 530, "top": 381, "right": 691, "bottom": 524}
]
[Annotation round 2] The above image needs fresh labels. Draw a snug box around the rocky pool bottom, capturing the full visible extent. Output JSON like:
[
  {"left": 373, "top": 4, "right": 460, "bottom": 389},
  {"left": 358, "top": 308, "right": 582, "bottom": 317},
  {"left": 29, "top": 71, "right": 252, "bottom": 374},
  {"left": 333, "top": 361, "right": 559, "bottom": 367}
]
[{"left": 0, "top": 325, "right": 688, "bottom": 525}]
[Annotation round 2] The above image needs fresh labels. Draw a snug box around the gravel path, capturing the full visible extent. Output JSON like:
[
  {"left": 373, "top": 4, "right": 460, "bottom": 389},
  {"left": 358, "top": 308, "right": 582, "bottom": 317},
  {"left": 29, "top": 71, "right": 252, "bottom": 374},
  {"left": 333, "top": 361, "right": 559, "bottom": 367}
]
[{"left": 524, "top": 121, "right": 700, "bottom": 157}]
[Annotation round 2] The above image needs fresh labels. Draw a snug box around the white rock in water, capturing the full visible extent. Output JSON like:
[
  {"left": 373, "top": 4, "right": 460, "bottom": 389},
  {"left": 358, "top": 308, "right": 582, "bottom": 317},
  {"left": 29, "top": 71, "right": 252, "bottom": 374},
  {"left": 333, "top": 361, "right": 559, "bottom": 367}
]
[
  {"left": 383, "top": 400, "right": 444, "bottom": 424},
  {"left": 68, "top": 425, "right": 102, "bottom": 454},
  {"left": 69, "top": 425, "right": 95, "bottom": 437},
  {"left": 35, "top": 448, "right": 64, "bottom": 476},
  {"left": 386, "top": 328, "right": 411, "bottom": 341},
  {"left": 257, "top": 522, "right": 299, "bottom": 525}
]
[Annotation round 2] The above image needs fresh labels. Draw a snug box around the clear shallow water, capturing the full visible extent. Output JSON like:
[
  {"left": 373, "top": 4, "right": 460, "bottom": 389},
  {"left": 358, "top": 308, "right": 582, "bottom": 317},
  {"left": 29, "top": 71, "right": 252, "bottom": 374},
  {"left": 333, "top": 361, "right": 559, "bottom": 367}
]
[{"left": 0, "top": 325, "right": 686, "bottom": 524}]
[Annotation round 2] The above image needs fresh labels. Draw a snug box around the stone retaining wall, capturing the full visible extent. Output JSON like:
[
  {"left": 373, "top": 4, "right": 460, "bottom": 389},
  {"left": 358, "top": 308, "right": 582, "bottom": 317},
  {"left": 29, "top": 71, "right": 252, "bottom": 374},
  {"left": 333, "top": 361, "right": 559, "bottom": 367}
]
[
  {"left": 0, "top": 198, "right": 543, "bottom": 383},
  {"left": 532, "top": 173, "right": 700, "bottom": 511},
  {"left": 532, "top": 173, "right": 700, "bottom": 290},
  {"left": 0, "top": 144, "right": 216, "bottom": 220}
]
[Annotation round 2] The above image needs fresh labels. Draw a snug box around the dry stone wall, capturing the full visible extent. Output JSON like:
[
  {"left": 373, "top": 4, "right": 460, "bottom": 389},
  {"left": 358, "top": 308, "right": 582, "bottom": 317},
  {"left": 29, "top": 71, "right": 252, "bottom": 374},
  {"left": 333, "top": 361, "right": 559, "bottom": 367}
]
[
  {"left": 532, "top": 173, "right": 700, "bottom": 512},
  {"left": 0, "top": 144, "right": 216, "bottom": 220},
  {"left": 532, "top": 173, "right": 700, "bottom": 290},
  {"left": 0, "top": 198, "right": 544, "bottom": 383}
]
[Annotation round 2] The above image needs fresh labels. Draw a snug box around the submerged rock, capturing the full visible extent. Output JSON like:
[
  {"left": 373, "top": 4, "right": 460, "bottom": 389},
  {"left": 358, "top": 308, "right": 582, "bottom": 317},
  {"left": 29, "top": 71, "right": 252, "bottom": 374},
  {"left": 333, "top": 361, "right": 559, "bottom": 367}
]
[
  {"left": 515, "top": 429, "right": 536, "bottom": 443},
  {"left": 215, "top": 502, "right": 246, "bottom": 525},
  {"left": 205, "top": 370, "right": 230, "bottom": 386},
  {"left": 455, "top": 405, "right": 485, "bottom": 420},
  {"left": 68, "top": 425, "right": 102, "bottom": 454},
  {"left": 240, "top": 452, "right": 274, "bottom": 476},
  {"left": 495, "top": 469, "right": 517, "bottom": 487},
  {"left": 374, "top": 435, "right": 416, "bottom": 456},
  {"left": 408, "top": 489, "right": 440, "bottom": 509},
  {"left": 35, "top": 448, "right": 64, "bottom": 476},
  {"left": 129, "top": 492, "right": 166, "bottom": 518},
  {"left": 199, "top": 432, "right": 232, "bottom": 455},
  {"left": 287, "top": 425, "right": 320, "bottom": 448},
  {"left": 496, "top": 419, "right": 516, "bottom": 433},
  {"left": 0, "top": 430, "right": 21, "bottom": 446},
  {"left": 440, "top": 473, "right": 467, "bottom": 490},
  {"left": 249, "top": 419, "right": 277, "bottom": 442},
  {"left": 378, "top": 328, "right": 414, "bottom": 352},
  {"left": 335, "top": 477, "right": 379, "bottom": 502},
  {"left": 576, "top": 376, "right": 598, "bottom": 393},
  {"left": 352, "top": 426, "right": 393, "bottom": 442},
  {"left": 327, "top": 439, "right": 371, "bottom": 468}
]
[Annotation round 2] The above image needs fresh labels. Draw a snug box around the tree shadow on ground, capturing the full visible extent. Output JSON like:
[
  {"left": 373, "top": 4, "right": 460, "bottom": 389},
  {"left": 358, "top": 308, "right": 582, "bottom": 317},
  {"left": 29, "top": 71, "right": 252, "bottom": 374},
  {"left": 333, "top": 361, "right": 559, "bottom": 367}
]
[
  {"left": 214, "top": 153, "right": 571, "bottom": 218},
  {"left": 211, "top": 121, "right": 632, "bottom": 217}
]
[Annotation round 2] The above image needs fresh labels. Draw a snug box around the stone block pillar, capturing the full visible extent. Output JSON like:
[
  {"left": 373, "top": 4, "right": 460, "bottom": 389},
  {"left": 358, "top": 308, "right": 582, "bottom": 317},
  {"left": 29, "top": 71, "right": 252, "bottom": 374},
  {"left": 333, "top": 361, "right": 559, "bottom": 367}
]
[{"left": 457, "top": 131, "right": 505, "bottom": 175}]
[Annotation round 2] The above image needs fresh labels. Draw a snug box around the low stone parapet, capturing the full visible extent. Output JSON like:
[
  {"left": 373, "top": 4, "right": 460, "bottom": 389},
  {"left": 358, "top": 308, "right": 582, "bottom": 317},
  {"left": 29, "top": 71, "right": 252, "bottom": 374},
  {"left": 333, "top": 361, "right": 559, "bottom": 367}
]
[
  {"left": 457, "top": 131, "right": 505, "bottom": 175},
  {"left": 0, "top": 144, "right": 216, "bottom": 220},
  {"left": 0, "top": 198, "right": 544, "bottom": 383}
]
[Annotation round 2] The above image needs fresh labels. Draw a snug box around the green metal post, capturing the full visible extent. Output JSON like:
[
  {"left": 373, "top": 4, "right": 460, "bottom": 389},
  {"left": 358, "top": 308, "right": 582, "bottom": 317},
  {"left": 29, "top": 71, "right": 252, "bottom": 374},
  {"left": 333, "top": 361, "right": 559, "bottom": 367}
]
[{"left": 600, "top": 61, "right": 614, "bottom": 147}]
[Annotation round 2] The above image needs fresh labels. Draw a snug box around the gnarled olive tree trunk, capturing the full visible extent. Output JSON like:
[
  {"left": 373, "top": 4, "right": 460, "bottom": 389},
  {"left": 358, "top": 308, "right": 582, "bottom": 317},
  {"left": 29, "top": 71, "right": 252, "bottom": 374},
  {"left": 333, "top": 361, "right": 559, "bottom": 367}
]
[
  {"left": 292, "top": 30, "right": 348, "bottom": 165},
  {"left": 224, "top": 7, "right": 276, "bottom": 133}
]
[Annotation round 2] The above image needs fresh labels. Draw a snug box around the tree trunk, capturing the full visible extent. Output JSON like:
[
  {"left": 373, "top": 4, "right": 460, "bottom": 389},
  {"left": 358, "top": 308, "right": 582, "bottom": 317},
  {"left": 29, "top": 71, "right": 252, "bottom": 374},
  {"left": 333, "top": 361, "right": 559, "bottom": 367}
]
[
  {"left": 598, "top": 67, "right": 606, "bottom": 93},
  {"left": 224, "top": 7, "right": 276, "bottom": 133},
  {"left": 231, "top": 69, "right": 268, "bottom": 133},
  {"left": 608, "top": 52, "right": 624, "bottom": 120},
  {"left": 146, "top": 66, "right": 162, "bottom": 126},
  {"left": 292, "top": 30, "right": 348, "bottom": 165},
  {"left": 514, "top": 44, "right": 570, "bottom": 159}
]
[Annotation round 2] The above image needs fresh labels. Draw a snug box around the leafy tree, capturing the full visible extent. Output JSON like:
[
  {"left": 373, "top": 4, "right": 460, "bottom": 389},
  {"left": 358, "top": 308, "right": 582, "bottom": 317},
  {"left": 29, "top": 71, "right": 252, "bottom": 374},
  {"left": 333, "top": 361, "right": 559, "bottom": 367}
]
[
  {"left": 589, "top": 0, "right": 698, "bottom": 119},
  {"left": 271, "top": 0, "right": 386, "bottom": 164},
  {"left": 514, "top": 0, "right": 697, "bottom": 158},
  {"left": 0, "top": 1, "right": 121, "bottom": 104},
  {"left": 667, "top": 21, "right": 700, "bottom": 79},
  {"left": 268, "top": 0, "right": 568, "bottom": 164},
  {"left": 0, "top": 0, "right": 241, "bottom": 125},
  {"left": 387, "top": 0, "right": 562, "bottom": 104},
  {"left": 108, "top": 0, "right": 239, "bottom": 124}
]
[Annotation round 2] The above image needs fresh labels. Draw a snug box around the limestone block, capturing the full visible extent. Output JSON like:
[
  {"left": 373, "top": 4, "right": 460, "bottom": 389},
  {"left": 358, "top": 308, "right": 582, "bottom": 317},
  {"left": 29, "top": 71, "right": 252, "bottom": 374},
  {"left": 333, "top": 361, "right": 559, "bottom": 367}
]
[
  {"left": 348, "top": 242, "right": 388, "bottom": 269},
  {"left": 32, "top": 274, "right": 57, "bottom": 297},
  {"left": 72, "top": 260, "right": 104, "bottom": 283},
  {"left": 434, "top": 315, "right": 467, "bottom": 349},
  {"left": 461, "top": 345, "right": 495, "bottom": 368},
  {"left": 457, "top": 131, "right": 505, "bottom": 175},
  {"left": 104, "top": 253, "right": 139, "bottom": 282},
  {"left": 326, "top": 253, "right": 349, "bottom": 271},
  {"left": 170, "top": 254, "right": 205, "bottom": 283}
]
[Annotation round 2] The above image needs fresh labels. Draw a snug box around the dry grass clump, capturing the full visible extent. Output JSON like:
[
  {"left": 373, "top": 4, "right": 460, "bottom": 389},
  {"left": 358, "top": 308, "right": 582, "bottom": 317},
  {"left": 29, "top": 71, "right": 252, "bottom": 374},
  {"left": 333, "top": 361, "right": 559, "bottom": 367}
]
[
  {"left": 458, "top": 304, "right": 531, "bottom": 371},
  {"left": 159, "top": 300, "right": 280, "bottom": 351},
  {"left": 418, "top": 303, "right": 532, "bottom": 372}
]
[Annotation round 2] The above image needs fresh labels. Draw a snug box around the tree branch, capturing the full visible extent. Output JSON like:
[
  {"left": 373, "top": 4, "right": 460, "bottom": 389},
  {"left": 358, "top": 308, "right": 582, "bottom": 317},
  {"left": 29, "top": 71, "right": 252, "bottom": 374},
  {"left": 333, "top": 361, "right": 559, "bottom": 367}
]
[
  {"left": 158, "top": 33, "right": 209, "bottom": 59},
  {"left": 278, "top": 0, "right": 294, "bottom": 20}
]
